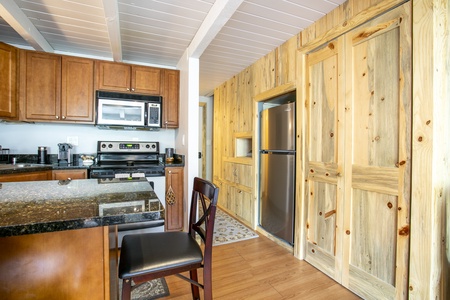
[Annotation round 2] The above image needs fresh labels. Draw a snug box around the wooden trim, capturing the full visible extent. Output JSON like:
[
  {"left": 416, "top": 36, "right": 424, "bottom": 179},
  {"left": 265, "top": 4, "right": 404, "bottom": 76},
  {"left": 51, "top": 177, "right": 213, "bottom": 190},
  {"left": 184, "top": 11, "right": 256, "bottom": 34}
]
[
  {"left": 253, "top": 82, "right": 296, "bottom": 102},
  {"left": 299, "top": 0, "right": 408, "bottom": 53}
]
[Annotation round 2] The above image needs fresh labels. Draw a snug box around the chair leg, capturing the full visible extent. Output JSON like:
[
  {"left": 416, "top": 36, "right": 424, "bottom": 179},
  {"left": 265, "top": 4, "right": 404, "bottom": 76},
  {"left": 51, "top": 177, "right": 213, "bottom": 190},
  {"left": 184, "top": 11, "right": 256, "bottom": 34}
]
[
  {"left": 122, "top": 278, "right": 132, "bottom": 300},
  {"left": 189, "top": 269, "right": 200, "bottom": 300},
  {"left": 203, "top": 268, "right": 213, "bottom": 300}
]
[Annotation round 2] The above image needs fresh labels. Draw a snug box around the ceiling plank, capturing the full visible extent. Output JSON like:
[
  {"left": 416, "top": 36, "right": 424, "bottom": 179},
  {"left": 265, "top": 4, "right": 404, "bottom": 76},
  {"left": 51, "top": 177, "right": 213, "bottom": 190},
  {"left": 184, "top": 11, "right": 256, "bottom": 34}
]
[
  {"left": 101, "top": 0, "right": 122, "bottom": 61},
  {"left": 0, "top": 0, "right": 53, "bottom": 52},
  {"left": 188, "top": 0, "right": 245, "bottom": 58}
]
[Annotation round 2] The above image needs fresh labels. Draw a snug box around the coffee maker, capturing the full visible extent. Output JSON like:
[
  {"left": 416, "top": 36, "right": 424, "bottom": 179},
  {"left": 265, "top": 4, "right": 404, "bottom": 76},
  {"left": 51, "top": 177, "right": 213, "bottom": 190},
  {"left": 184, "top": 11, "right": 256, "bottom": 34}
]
[{"left": 57, "top": 143, "right": 73, "bottom": 166}]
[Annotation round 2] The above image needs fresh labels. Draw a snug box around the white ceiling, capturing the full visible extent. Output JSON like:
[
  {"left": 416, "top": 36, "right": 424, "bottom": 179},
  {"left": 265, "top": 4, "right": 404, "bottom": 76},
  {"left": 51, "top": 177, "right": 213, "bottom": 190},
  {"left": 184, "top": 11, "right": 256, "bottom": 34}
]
[{"left": 0, "top": 0, "right": 346, "bottom": 96}]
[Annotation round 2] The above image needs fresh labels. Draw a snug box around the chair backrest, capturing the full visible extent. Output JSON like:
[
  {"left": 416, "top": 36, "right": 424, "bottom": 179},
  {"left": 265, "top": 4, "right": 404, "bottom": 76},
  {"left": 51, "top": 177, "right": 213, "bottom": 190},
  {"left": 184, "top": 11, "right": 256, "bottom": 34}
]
[{"left": 189, "top": 177, "right": 219, "bottom": 255}]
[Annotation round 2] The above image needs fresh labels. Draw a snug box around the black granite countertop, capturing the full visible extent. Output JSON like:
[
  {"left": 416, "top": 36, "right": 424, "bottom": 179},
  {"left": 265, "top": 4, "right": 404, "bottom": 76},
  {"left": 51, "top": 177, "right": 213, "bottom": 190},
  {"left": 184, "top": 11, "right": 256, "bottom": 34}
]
[{"left": 0, "top": 178, "right": 164, "bottom": 237}]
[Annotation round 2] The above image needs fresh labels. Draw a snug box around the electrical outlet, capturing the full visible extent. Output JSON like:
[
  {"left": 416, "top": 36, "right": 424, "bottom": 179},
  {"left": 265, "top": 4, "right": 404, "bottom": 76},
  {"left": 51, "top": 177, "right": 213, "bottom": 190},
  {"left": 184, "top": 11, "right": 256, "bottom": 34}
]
[{"left": 67, "top": 136, "right": 79, "bottom": 146}]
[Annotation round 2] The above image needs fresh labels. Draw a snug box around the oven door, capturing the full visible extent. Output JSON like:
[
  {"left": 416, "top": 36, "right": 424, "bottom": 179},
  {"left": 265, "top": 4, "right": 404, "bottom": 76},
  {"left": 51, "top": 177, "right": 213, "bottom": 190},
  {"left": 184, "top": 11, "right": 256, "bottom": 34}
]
[{"left": 96, "top": 99, "right": 145, "bottom": 126}]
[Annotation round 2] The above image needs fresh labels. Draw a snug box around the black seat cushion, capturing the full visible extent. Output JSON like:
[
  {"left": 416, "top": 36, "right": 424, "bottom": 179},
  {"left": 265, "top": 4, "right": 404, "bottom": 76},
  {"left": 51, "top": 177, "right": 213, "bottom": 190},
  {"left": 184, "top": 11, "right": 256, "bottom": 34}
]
[{"left": 119, "top": 232, "right": 203, "bottom": 279}]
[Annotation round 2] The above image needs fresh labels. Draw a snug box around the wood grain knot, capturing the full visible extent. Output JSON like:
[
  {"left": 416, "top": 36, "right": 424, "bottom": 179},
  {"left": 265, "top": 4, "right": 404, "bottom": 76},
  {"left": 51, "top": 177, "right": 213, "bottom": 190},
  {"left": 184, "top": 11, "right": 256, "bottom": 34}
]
[
  {"left": 387, "top": 202, "right": 393, "bottom": 209},
  {"left": 399, "top": 225, "right": 410, "bottom": 236},
  {"left": 325, "top": 210, "right": 336, "bottom": 218},
  {"left": 346, "top": 230, "right": 350, "bottom": 235},
  {"left": 310, "top": 169, "right": 315, "bottom": 173},
  {"left": 418, "top": 136, "right": 423, "bottom": 142},
  {"left": 426, "top": 120, "right": 431, "bottom": 125},
  {"left": 328, "top": 43, "right": 335, "bottom": 50},
  {"left": 330, "top": 132, "right": 334, "bottom": 137}
]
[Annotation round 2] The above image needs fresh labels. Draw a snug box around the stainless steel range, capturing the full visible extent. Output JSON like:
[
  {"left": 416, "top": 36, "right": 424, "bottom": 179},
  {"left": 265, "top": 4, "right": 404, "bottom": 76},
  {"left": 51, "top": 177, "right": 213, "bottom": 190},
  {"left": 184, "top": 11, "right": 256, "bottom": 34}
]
[
  {"left": 89, "top": 141, "right": 165, "bottom": 179},
  {"left": 90, "top": 141, "right": 166, "bottom": 246}
]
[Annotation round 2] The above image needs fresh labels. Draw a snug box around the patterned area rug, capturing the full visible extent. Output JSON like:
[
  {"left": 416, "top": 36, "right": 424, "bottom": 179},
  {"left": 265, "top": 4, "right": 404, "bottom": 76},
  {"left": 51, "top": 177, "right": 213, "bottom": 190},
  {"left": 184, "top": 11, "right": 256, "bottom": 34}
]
[
  {"left": 118, "top": 277, "right": 169, "bottom": 300},
  {"left": 213, "top": 208, "right": 259, "bottom": 246}
]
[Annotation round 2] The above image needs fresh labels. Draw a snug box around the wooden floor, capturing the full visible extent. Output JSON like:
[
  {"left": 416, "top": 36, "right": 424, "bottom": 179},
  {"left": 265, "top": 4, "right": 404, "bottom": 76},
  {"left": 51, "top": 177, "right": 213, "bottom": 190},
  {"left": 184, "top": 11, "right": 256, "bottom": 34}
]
[{"left": 160, "top": 234, "right": 360, "bottom": 299}]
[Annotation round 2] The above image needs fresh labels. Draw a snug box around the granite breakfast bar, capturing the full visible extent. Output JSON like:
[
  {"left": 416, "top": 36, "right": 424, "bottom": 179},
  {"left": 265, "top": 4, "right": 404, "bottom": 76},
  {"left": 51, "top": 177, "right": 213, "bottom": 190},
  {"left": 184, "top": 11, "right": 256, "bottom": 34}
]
[{"left": 0, "top": 178, "right": 164, "bottom": 300}]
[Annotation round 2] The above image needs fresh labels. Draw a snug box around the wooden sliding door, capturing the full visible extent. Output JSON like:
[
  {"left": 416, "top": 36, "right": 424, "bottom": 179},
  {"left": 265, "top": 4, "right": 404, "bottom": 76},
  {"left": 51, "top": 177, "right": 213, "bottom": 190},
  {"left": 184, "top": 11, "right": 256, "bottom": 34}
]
[{"left": 303, "top": 3, "right": 411, "bottom": 299}]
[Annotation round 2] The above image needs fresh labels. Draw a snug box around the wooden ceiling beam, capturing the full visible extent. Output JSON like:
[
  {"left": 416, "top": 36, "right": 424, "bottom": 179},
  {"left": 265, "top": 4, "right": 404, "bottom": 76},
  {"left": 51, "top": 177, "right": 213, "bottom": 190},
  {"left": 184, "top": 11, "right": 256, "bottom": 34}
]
[
  {"left": 0, "top": 0, "right": 53, "bottom": 52},
  {"left": 101, "top": 0, "right": 122, "bottom": 62},
  {"left": 188, "top": 0, "right": 245, "bottom": 58}
]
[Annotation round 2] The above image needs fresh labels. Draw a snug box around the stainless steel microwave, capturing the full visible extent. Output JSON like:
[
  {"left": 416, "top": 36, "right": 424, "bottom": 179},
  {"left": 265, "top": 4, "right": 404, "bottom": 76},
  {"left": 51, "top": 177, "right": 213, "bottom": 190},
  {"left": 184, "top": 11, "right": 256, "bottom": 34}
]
[{"left": 96, "top": 91, "right": 162, "bottom": 130}]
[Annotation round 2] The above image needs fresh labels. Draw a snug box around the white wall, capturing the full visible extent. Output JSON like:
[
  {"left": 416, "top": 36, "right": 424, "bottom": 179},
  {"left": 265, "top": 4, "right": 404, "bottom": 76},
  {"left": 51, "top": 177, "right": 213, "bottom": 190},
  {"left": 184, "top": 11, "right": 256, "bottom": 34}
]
[
  {"left": 0, "top": 122, "right": 176, "bottom": 155},
  {"left": 199, "top": 95, "right": 213, "bottom": 180}
]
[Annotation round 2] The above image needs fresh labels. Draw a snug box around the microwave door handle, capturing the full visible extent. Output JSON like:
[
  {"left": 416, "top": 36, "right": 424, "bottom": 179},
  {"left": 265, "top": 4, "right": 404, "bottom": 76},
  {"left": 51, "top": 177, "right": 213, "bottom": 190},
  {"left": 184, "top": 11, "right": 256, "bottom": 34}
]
[{"left": 144, "top": 103, "right": 148, "bottom": 126}]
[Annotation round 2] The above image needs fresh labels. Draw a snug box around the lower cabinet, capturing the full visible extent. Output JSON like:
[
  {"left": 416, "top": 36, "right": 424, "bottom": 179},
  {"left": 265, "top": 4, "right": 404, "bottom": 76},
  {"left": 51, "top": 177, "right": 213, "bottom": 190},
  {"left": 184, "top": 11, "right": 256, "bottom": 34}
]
[
  {"left": 52, "top": 169, "right": 87, "bottom": 180},
  {"left": 0, "top": 227, "right": 109, "bottom": 300},
  {"left": 165, "top": 167, "right": 184, "bottom": 231},
  {"left": 0, "top": 170, "right": 52, "bottom": 182}
]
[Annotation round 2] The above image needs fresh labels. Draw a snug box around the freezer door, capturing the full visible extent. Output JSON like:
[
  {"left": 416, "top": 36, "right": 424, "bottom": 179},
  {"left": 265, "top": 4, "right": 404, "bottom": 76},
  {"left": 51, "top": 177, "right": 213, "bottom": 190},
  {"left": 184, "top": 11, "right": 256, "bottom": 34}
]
[
  {"left": 260, "top": 152, "right": 295, "bottom": 244},
  {"left": 260, "top": 102, "right": 295, "bottom": 151}
]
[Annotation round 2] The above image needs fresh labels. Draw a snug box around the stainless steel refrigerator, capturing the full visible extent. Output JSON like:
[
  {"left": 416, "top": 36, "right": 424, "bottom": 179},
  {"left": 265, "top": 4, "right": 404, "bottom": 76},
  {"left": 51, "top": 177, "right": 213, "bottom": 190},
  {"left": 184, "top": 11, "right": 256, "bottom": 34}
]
[{"left": 259, "top": 102, "right": 295, "bottom": 245}]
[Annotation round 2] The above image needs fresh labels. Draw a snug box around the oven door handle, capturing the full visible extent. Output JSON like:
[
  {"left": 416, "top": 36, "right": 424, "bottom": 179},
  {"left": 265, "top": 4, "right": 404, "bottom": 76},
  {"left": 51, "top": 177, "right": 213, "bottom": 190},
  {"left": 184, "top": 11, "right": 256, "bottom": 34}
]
[{"left": 117, "top": 219, "right": 164, "bottom": 231}]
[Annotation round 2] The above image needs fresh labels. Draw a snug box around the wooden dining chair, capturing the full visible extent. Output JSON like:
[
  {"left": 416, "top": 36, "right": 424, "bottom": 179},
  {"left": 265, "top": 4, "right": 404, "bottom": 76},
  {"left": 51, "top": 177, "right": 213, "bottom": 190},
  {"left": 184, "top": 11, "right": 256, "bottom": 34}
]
[{"left": 118, "top": 177, "right": 220, "bottom": 300}]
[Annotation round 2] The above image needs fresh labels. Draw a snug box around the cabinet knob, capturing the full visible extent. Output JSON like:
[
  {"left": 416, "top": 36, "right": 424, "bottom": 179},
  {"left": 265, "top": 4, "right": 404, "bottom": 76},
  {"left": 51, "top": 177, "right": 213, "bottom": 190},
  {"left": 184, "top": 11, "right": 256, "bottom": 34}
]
[
  {"left": 131, "top": 88, "right": 135, "bottom": 92},
  {"left": 62, "top": 116, "right": 66, "bottom": 119},
  {"left": 126, "top": 88, "right": 130, "bottom": 91},
  {"left": 55, "top": 116, "right": 59, "bottom": 119}
]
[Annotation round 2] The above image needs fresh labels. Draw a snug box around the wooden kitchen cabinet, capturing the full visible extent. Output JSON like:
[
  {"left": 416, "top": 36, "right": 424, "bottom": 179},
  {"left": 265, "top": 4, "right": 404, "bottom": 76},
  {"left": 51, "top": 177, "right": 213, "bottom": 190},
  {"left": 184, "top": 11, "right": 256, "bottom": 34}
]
[
  {"left": 52, "top": 169, "right": 87, "bottom": 180},
  {"left": 20, "top": 51, "right": 94, "bottom": 123},
  {"left": 96, "top": 61, "right": 161, "bottom": 95},
  {"left": 165, "top": 167, "right": 184, "bottom": 231},
  {"left": 0, "top": 227, "right": 109, "bottom": 300},
  {"left": 0, "top": 42, "right": 18, "bottom": 120},
  {"left": 221, "top": 160, "right": 253, "bottom": 225},
  {"left": 61, "top": 56, "right": 95, "bottom": 122},
  {"left": 162, "top": 69, "right": 179, "bottom": 128},
  {"left": 0, "top": 170, "right": 52, "bottom": 182}
]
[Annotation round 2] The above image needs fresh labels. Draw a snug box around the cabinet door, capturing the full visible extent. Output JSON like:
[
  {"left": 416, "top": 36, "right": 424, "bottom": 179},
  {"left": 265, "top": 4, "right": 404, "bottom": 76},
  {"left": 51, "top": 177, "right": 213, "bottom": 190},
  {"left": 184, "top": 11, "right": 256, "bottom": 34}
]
[
  {"left": 165, "top": 167, "right": 184, "bottom": 231},
  {"left": 61, "top": 56, "right": 94, "bottom": 122},
  {"left": 0, "top": 42, "right": 18, "bottom": 119},
  {"left": 96, "top": 61, "right": 131, "bottom": 92},
  {"left": 23, "top": 52, "right": 61, "bottom": 121},
  {"left": 162, "top": 70, "right": 179, "bottom": 128},
  {"left": 0, "top": 170, "right": 52, "bottom": 182},
  {"left": 132, "top": 66, "right": 161, "bottom": 94},
  {"left": 52, "top": 169, "right": 87, "bottom": 180}
]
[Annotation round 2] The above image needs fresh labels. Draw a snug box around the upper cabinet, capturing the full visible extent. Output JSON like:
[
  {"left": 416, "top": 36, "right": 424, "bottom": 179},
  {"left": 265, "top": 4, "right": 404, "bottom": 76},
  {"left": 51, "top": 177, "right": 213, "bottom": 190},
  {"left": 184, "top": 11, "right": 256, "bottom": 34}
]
[
  {"left": 96, "top": 60, "right": 179, "bottom": 128},
  {"left": 95, "top": 61, "right": 161, "bottom": 95},
  {"left": 162, "top": 69, "right": 179, "bottom": 128},
  {"left": 0, "top": 42, "right": 18, "bottom": 120},
  {"left": 20, "top": 51, "right": 95, "bottom": 123},
  {"left": 0, "top": 44, "right": 179, "bottom": 127}
]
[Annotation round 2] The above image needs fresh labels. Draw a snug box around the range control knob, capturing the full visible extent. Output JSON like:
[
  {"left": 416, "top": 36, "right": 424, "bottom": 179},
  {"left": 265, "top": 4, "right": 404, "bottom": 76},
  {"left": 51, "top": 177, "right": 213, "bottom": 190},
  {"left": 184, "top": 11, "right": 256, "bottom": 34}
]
[
  {"left": 101, "top": 143, "right": 106, "bottom": 148},
  {"left": 108, "top": 144, "right": 113, "bottom": 148},
  {"left": 146, "top": 144, "right": 150, "bottom": 149}
]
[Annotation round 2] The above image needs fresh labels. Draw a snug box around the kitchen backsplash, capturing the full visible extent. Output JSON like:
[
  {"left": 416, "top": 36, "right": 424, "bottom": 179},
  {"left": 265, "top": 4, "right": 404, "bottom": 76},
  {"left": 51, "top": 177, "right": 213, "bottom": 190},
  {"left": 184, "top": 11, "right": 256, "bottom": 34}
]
[{"left": 0, "top": 123, "right": 176, "bottom": 155}]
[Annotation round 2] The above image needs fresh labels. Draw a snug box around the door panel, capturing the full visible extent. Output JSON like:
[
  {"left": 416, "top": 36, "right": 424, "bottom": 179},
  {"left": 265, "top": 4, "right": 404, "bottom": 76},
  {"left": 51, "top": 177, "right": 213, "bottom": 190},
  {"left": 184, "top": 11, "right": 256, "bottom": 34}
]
[
  {"left": 304, "top": 37, "right": 344, "bottom": 283},
  {"left": 344, "top": 3, "right": 411, "bottom": 299}
]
